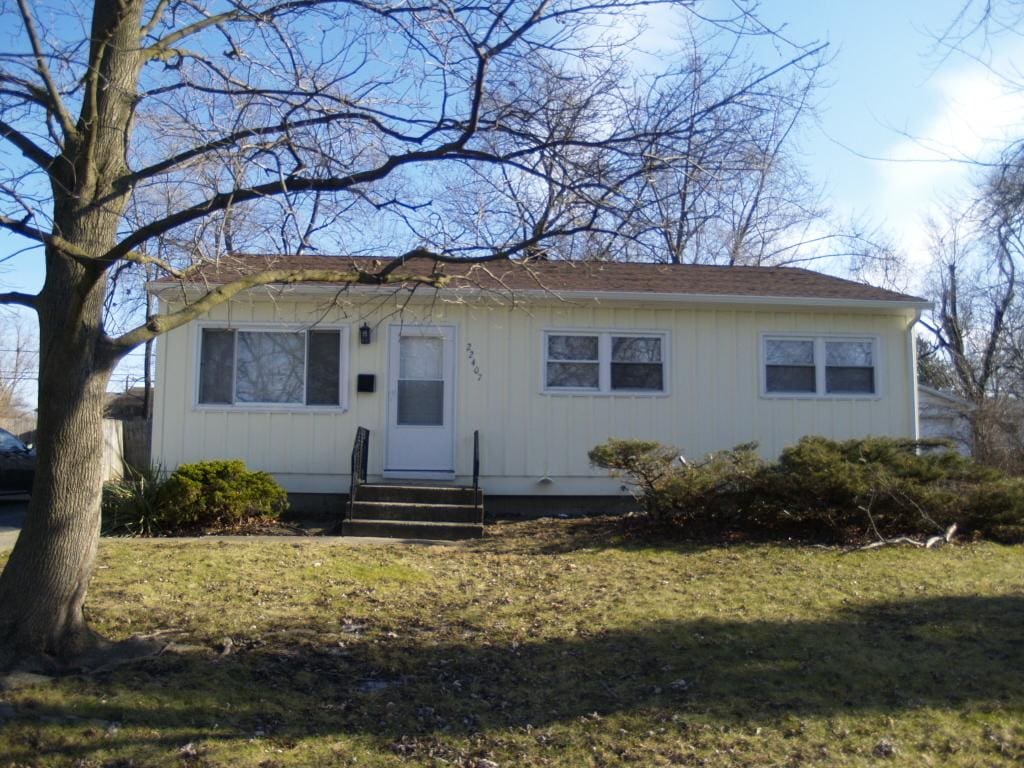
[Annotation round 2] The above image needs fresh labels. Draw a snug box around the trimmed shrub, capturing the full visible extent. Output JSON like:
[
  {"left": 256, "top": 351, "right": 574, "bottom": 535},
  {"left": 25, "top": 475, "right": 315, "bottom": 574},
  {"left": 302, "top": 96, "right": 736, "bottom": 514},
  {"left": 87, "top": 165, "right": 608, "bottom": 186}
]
[
  {"left": 102, "top": 459, "right": 288, "bottom": 534},
  {"left": 588, "top": 438, "right": 678, "bottom": 493},
  {"left": 154, "top": 460, "right": 288, "bottom": 530},
  {"left": 589, "top": 439, "right": 765, "bottom": 531},
  {"left": 590, "top": 436, "right": 1024, "bottom": 543}
]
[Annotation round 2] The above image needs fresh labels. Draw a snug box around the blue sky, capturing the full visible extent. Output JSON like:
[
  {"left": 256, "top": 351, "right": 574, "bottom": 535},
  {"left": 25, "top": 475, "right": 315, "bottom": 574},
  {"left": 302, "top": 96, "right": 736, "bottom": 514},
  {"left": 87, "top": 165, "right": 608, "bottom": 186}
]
[
  {"left": 2, "top": 0, "right": 1022, "bottom": 393},
  {"left": 748, "top": 0, "right": 1024, "bottom": 273},
  {"left": 4, "top": 1, "right": 1018, "bottom": 291}
]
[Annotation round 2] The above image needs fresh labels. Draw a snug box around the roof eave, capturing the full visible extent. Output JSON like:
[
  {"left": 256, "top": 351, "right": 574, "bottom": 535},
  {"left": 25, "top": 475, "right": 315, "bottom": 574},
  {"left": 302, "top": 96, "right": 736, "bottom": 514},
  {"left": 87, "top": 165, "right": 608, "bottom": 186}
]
[
  {"left": 917, "top": 385, "right": 975, "bottom": 407},
  {"left": 514, "top": 288, "right": 932, "bottom": 311},
  {"left": 147, "top": 281, "right": 932, "bottom": 311}
]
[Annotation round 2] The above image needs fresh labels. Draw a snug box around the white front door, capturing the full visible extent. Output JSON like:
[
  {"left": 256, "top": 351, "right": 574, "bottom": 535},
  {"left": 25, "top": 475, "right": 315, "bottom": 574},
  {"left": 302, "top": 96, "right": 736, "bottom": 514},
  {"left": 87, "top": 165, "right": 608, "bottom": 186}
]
[{"left": 385, "top": 324, "right": 456, "bottom": 476}]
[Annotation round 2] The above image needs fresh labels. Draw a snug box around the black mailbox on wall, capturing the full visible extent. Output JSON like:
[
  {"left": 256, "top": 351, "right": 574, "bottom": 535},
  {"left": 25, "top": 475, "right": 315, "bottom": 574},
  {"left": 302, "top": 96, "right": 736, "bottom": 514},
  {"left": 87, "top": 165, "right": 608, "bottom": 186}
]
[{"left": 356, "top": 374, "right": 376, "bottom": 393}]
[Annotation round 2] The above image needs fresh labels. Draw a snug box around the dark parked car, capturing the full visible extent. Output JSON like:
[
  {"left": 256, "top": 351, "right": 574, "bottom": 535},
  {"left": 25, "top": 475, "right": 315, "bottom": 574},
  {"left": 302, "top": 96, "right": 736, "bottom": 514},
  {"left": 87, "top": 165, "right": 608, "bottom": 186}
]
[{"left": 0, "top": 428, "right": 35, "bottom": 494}]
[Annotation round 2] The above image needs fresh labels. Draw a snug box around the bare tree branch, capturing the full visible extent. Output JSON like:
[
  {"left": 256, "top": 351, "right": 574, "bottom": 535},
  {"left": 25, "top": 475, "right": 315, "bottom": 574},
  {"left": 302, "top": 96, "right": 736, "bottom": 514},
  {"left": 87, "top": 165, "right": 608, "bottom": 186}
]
[
  {"left": 0, "top": 292, "right": 38, "bottom": 310},
  {"left": 0, "top": 0, "right": 838, "bottom": 669},
  {"left": 0, "top": 214, "right": 49, "bottom": 244},
  {"left": 13, "top": 0, "right": 77, "bottom": 139},
  {"left": 108, "top": 264, "right": 443, "bottom": 352},
  {"left": 0, "top": 119, "right": 53, "bottom": 169}
]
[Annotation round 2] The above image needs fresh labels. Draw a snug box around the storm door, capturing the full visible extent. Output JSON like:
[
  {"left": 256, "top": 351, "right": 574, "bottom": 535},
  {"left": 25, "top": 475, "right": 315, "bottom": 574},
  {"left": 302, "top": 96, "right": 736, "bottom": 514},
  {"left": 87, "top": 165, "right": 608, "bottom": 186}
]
[{"left": 385, "top": 325, "right": 455, "bottom": 475}]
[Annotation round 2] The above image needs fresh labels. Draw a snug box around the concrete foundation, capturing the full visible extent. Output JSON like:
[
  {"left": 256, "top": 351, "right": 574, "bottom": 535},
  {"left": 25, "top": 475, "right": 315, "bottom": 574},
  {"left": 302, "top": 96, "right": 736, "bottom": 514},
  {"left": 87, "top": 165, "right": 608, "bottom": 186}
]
[{"left": 286, "top": 492, "right": 639, "bottom": 520}]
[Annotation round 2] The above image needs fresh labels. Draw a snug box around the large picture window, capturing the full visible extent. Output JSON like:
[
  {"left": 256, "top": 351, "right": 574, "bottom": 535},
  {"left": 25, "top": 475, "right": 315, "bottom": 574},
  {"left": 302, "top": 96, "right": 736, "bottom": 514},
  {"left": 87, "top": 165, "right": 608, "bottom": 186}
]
[
  {"left": 198, "top": 327, "right": 346, "bottom": 407},
  {"left": 763, "top": 335, "right": 877, "bottom": 397},
  {"left": 544, "top": 331, "right": 666, "bottom": 394}
]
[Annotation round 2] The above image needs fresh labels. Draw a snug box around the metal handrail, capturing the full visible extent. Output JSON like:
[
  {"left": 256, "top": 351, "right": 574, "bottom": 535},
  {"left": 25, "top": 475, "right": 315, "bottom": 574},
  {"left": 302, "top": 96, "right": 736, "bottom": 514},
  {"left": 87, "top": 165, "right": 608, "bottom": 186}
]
[
  {"left": 472, "top": 429, "right": 480, "bottom": 513},
  {"left": 348, "top": 426, "right": 369, "bottom": 520}
]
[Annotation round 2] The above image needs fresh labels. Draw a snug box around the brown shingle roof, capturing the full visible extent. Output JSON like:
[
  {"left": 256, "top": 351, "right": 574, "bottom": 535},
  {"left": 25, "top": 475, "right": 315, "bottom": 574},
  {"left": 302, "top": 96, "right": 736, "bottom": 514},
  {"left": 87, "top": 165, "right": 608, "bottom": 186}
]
[{"left": 153, "top": 255, "right": 927, "bottom": 305}]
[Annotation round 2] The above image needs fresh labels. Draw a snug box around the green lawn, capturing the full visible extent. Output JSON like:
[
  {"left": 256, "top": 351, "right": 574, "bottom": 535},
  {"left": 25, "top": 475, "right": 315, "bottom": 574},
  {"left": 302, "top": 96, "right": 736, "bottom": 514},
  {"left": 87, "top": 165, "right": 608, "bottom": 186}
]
[{"left": 1, "top": 518, "right": 1022, "bottom": 767}]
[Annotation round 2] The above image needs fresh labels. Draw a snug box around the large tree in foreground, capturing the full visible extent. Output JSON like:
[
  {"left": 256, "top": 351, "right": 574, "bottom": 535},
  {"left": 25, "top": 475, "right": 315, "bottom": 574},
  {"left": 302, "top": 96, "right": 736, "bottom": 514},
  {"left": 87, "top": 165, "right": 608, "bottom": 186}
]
[{"left": 0, "top": 0, "right": 820, "bottom": 670}]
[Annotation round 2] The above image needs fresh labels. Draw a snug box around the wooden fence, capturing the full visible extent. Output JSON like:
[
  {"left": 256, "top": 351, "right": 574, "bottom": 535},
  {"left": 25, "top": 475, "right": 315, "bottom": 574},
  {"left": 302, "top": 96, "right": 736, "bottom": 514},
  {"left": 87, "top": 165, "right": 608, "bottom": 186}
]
[
  {"left": 1, "top": 416, "right": 152, "bottom": 483},
  {"left": 101, "top": 420, "right": 124, "bottom": 482},
  {"left": 120, "top": 419, "right": 152, "bottom": 470},
  {"left": 102, "top": 418, "right": 152, "bottom": 481}
]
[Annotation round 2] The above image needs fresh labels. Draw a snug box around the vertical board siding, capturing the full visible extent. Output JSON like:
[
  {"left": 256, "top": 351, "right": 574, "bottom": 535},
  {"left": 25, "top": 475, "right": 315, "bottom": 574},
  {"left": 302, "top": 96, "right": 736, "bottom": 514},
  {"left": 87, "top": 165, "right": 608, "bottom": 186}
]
[{"left": 152, "top": 295, "right": 918, "bottom": 493}]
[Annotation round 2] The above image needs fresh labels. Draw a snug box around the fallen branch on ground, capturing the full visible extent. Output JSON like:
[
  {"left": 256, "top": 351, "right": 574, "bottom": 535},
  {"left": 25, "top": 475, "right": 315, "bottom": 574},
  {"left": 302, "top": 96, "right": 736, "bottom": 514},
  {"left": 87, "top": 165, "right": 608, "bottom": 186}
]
[{"left": 854, "top": 523, "right": 958, "bottom": 551}]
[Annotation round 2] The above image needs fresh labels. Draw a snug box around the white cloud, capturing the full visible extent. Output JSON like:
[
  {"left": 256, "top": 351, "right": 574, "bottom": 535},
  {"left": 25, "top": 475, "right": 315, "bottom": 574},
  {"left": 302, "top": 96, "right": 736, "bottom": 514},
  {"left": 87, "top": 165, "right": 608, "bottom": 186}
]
[{"left": 873, "top": 54, "right": 1024, "bottom": 278}]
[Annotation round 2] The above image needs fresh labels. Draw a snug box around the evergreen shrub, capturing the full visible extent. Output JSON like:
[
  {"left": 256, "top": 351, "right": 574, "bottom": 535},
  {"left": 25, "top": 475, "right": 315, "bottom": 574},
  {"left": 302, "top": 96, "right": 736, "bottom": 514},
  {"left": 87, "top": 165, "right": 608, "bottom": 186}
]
[
  {"left": 102, "top": 459, "right": 288, "bottom": 534},
  {"left": 589, "top": 436, "right": 1024, "bottom": 543}
]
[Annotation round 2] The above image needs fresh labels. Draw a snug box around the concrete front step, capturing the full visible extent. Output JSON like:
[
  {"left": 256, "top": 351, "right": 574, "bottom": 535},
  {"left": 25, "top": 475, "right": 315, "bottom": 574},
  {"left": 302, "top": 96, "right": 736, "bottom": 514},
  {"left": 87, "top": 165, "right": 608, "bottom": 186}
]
[
  {"left": 357, "top": 484, "right": 481, "bottom": 506},
  {"left": 350, "top": 500, "right": 482, "bottom": 524},
  {"left": 345, "top": 483, "right": 485, "bottom": 539},
  {"left": 342, "top": 519, "right": 484, "bottom": 540}
]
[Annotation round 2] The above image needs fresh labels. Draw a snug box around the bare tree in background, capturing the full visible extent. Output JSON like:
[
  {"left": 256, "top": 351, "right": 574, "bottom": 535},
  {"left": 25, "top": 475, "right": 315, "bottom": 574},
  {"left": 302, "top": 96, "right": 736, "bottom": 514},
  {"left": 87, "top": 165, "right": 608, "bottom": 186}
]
[
  {"left": 594, "top": 37, "right": 889, "bottom": 271},
  {"left": 916, "top": 335, "right": 958, "bottom": 391},
  {"left": 919, "top": 2, "right": 1024, "bottom": 469},
  {"left": 0, "top": 0, "right": 823, "bottom": 670},
  {"left": 0, "top": 312, "right": 36, "bottom": 426},
  {"left": 612, "top": 47, "right": 754, "bottom": 264},
  {"left": 936, "top": 1, "right": 1024, "bottom": 76},
  {"left": 920, "top": 149, "right": 1024, "bottom": 470}
]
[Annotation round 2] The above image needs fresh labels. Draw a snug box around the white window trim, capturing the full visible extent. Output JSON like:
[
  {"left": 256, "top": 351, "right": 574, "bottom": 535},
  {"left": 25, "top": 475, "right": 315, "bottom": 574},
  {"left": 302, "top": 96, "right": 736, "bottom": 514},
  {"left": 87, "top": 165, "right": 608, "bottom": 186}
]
[
  {"left": 541, "top": 329, "right": 670, "bottom": 396},
  {"left": 760, "top": 332, "right": 882, "bottom": 400},
  {"left": 193, "top": 321, "right": 350, "bottom": 412}
]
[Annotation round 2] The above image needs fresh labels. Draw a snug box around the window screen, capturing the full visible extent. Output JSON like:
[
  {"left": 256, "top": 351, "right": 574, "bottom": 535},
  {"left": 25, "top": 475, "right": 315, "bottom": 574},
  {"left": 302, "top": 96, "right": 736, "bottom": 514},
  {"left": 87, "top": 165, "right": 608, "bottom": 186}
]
[
  {"left": 546, "top": 334, "right": 599, "bottom": 389},
  {"left": 825, "top": 340, "right": 875, "bottom": 394},
  {"left": 235, "top": 331, "right": 305, "bottom": 403},
  {"left": 198, "top": 327, "right": 344, "bottom": 406},
  {"left": 199, "top": 329, "right": 235, "bottom": 404},
  {"left": 307, "top": 330, "right": 341, "bottom": 405},
  {"left": 765, "top": 339, "right": 816, "bottom": 393},
  {"left": 611, "top": 336, "right": 663, "bottom": 391},
  {"left": 763, "top": 337, "right": 878, "bottom": 397}
]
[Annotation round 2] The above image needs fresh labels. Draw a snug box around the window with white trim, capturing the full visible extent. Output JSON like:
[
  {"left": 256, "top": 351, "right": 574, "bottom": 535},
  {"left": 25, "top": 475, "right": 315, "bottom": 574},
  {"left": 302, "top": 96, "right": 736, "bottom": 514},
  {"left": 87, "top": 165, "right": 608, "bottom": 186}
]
[
  {"left": 824, "top": 340, "right": 875, "bottom": 394},
  {"left": 765, "top": 338, "right": 816, "bottom": 394},
  {"left": 544, "top": 331, "right": 666, "bottom": 393},
  {"left": 763, "top": 335, "right": 876, "bottom": 396},
  {"left": 198, "top": 327, "right": 347, "bottom": 407}
]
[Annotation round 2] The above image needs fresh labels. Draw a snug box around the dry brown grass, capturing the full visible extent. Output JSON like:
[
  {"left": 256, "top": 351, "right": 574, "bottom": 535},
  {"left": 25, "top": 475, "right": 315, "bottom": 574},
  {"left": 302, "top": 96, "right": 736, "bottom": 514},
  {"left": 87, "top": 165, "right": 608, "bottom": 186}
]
[{"left": 1, "top": 517, "right": 1022, "bottom": 766}]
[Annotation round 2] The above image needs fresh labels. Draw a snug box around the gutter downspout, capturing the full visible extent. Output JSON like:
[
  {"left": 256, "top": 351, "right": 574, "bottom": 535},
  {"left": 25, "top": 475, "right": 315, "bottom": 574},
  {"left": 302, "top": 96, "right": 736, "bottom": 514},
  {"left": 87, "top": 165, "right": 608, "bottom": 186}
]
[{"left": 908, "top": 308, "right": 923, "bottom": 440}]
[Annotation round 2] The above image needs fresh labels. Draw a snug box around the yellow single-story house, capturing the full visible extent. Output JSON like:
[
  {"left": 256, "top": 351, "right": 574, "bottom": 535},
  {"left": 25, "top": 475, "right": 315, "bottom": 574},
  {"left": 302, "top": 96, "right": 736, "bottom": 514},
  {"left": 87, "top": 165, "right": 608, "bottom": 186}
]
[{"left": 150, "top": 256, "right": 929, "bottom": 504}]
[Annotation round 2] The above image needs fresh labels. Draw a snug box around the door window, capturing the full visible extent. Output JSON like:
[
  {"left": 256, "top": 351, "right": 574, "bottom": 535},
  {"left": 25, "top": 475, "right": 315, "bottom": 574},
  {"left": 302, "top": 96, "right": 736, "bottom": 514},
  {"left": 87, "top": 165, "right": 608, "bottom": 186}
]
[{"left": 397, "top": 336, "right": 444, "bottom": 425}]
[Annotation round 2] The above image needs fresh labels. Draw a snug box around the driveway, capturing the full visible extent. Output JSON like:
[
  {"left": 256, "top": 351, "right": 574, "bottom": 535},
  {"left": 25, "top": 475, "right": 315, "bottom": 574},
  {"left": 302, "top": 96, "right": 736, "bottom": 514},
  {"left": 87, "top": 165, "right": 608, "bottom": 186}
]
[{"left": 0, "top": 497, "right": 27, "bottom": 551}]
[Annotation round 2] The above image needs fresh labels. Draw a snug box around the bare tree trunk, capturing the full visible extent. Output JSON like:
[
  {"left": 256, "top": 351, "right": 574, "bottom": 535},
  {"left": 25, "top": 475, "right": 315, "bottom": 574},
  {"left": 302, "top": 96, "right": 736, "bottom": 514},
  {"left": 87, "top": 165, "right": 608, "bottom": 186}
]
[
  {"left": 0, "top": 0, "right": 143, "bottom": 670},
  {"left": 0, "top": 147, "right": 136, "bottom": 668},
  {"left": 0, "top": 253, "right": 114, "bottom": 670}
]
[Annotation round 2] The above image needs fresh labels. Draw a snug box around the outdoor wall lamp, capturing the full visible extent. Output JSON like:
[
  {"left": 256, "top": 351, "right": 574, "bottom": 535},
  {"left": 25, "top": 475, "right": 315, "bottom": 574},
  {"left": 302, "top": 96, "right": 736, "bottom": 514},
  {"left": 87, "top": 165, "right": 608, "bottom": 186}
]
[{"left": 359, "top": 322, "right": 372, "bottom": 345}]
